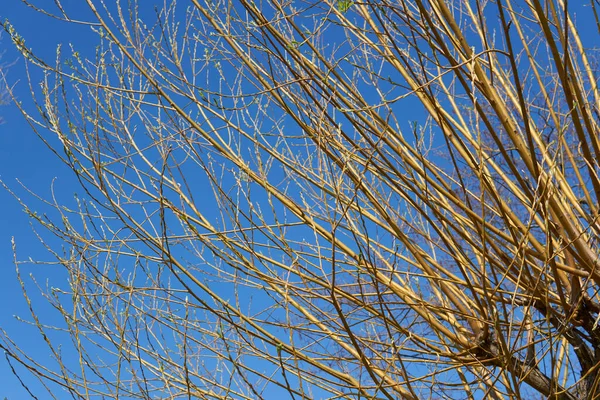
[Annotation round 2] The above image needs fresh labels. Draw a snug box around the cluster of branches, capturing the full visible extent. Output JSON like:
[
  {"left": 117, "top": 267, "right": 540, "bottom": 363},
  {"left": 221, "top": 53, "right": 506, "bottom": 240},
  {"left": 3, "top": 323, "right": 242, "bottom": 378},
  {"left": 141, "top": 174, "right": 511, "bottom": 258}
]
[{"left": 2, "top": 0, "right": 600, "bottom": 398}]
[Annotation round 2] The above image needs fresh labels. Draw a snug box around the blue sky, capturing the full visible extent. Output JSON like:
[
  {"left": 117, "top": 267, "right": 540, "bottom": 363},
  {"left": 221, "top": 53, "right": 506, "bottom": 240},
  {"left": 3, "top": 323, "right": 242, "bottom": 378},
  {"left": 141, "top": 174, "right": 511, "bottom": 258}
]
[
  {"left": 0, "top": 2, "right": 91, "bottom": 397},
  {"left": 0, "top": 3, "right": 301, "bottom": 397}
]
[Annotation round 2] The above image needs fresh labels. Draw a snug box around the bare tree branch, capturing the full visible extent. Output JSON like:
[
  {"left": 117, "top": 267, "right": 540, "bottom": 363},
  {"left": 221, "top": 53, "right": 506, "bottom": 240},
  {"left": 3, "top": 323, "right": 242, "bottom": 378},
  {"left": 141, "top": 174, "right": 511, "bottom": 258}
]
[{"left": 2, "top": 0, "right": 600, "bottom": 398}]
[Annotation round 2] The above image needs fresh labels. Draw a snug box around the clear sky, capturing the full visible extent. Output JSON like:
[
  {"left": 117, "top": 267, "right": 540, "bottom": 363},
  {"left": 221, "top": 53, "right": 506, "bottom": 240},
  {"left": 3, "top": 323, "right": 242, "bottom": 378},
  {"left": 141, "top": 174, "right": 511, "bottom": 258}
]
[
  {"left": 0, "top": 2, "right": 93, "bottom": 397},
  {"left": 1, "top": 3, "right": 302, "bottom": 397},
  {"left": 0, "top": 2, "right": 258, "bottom": 397}
]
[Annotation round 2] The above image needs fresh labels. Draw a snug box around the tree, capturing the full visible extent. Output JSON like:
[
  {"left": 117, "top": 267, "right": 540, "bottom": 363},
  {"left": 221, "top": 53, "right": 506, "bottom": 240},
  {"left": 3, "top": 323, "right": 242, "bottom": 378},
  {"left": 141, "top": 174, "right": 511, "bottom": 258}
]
[{"left": 2, "top": 0, "right": 600, "bottom": 398}]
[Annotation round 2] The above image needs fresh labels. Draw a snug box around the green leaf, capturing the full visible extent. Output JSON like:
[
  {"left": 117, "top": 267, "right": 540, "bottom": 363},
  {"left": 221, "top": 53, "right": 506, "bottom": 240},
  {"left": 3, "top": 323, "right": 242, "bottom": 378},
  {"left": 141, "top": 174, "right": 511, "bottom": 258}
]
[{"left": 337, "top": 0, "right": 352, "bottom": 13}]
